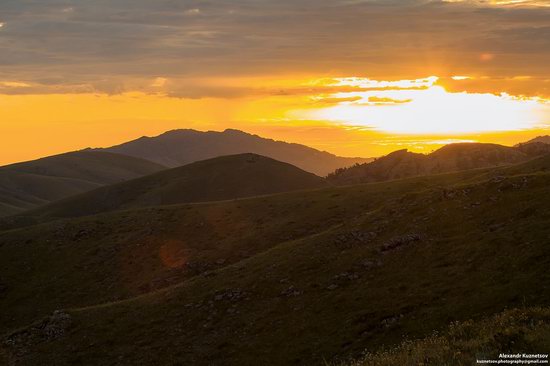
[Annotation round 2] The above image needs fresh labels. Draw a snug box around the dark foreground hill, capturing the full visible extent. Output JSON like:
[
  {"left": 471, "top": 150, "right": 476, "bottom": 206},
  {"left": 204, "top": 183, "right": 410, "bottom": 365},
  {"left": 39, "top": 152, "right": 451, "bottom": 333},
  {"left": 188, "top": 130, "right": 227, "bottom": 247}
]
[
  {"left": 101, "top": 128, "right": 372, "bottom": 176},
  {"left": 23, "top": 154, "right": 329, "bottom": 220},
  {"left": 327, "top": 143, "right": 536, "bottom": 185},
  {"left": 0, "top": 151, "right": 165, "bottom": 217},
  {"left": 346, "top": 307, "right": 550, "bottom": 366},
  {"left": 1, "top": 155, "right": 550, "bottom": 365}
]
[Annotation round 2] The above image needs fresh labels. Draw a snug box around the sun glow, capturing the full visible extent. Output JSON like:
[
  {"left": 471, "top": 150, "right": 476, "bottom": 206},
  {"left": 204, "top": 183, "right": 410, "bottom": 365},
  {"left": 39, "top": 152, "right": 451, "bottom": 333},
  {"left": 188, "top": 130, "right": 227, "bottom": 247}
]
[
  {"left": 298, "top": 77, "right": 548, "bottom": 135},
  {"left": 1, "top": 74, "right": 549, "bottom": 165}
]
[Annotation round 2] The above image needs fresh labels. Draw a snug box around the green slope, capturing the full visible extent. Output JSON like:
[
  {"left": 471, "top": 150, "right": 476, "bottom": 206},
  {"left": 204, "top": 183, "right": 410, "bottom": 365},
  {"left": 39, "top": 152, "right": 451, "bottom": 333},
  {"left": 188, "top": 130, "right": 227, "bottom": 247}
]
[
  {"left": 0, "top": 151, "right": 166, "bottom": 217},
  {"left": 1, "top": 156, "right": 550, "bottom": 365},
  {"left": 344, "top": 307, "right": 550, "bottom": 366},
  {"left": 23, "top": 153, "right": 329, "bottom": 220}
]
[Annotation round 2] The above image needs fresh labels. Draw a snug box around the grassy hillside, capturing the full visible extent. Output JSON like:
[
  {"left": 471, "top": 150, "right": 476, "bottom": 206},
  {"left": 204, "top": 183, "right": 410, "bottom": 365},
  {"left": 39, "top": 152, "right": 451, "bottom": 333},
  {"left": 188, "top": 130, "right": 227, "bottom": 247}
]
[
  {"left": 344, "top": 307, "right": 550, "bottom": 366},
  {"left": 328, "top": 143, "right": 530, "bottom": 185},
  {"left": 23, "top": 154, "right": 329, "bottom": 220},
  {"left": 1, "top": 156, "right": 550, "bottom": 365},
  {"left": 0, "top": 151, "right": 165, "bottom": 217},
  {"left": 102, "top": 129, "right": 372, "bottom": 176}
]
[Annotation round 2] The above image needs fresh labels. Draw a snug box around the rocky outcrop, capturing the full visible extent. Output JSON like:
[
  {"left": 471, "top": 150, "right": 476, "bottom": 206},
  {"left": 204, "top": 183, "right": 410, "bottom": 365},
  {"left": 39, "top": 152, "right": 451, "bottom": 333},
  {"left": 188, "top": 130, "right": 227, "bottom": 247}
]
[{"left": 3, "top": 310, "right": 72, "bottom": 359}]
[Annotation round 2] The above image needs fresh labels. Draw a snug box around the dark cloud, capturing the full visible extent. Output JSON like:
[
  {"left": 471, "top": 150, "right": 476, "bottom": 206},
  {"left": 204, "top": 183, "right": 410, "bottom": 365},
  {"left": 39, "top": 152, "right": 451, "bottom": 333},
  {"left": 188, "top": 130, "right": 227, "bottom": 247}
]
[{"left": 0, "top": 0, "right": 548, "bottom": 96}]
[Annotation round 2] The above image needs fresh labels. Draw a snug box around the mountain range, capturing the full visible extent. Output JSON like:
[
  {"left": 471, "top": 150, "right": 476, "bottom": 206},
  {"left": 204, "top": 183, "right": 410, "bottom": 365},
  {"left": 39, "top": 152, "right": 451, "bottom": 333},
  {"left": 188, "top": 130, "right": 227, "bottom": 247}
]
[
  {"left": 1, "top": 132, "right": 550, "bottom": 365},
  {"left": 26, "top": 153, "right": 329, "bottom": 220},
  {"left": 328, "top": 141, "right": 550, "bottom": 185},
  {"left": 1, "top": 153, "right": 549, "bottom": 365},
  {"left": 3, "top": 130, "right": 549, "bottom": 218},
  {"left": 101, "top": 129, "right": 372, "bottom": 176},
  {"left": 0, "top": 129, "right": 371, "bottom": 217}
]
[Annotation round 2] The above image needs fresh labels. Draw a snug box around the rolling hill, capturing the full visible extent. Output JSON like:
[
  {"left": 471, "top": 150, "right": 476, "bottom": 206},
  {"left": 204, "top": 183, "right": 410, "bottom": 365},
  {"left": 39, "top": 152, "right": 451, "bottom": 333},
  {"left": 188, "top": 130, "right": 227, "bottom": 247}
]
[
  {"left": 1, "top": 155, "right": 550, "bottom": 365},
  {"left": 24, "top": 154, "right": 329, "bottom": 220},
  {"left": 522, "top": 135, "right": 550, "bottom": 145},
  {"left": 0, "top": 151, "right": 166, "bottom": 217},
  {"left": 101, "top": 129, "right": 372, "bottom": 176},
  {"left": 327, "top": 143, "right": 533, "bottom": 185}
]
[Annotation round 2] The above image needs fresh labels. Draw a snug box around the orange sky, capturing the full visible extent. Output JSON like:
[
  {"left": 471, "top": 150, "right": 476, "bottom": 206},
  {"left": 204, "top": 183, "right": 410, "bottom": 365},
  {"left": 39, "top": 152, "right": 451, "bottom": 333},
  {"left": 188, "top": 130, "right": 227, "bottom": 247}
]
[
  {"left": 0, "top": 0, "right": 549, "bottom": 165},
  {"left": 1, "top": 77, "right": 548, "bottom": 165}
]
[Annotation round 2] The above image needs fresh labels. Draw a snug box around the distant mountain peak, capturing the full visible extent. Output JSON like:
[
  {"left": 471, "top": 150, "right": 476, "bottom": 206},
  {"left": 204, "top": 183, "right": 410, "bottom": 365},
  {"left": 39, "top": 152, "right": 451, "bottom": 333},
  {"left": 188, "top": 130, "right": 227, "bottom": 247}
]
[
  {"left": 101, "top": 129, "right": 372, "bottom": 176},
  {"left": 157, "top": 129, "right": 203, "bottom": 137},
  {"left": 222, "top": 128, "right": 249, "bottom": 135}
]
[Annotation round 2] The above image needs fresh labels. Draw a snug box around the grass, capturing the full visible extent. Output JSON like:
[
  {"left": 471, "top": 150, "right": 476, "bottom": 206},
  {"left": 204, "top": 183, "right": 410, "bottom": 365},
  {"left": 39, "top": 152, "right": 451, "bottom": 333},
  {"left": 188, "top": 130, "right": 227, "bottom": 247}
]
[
  {"left": 343, "top": 307, "right": 550, "bottom": 366},
  {"left": 0, "top": 151, "right": 165, "bottom": 217},
  {"left": 1, "top": 155, "right": 550, "bottom": 365},
  {"left": 22, "top": 153, "right": 329, "bottom": 219}
]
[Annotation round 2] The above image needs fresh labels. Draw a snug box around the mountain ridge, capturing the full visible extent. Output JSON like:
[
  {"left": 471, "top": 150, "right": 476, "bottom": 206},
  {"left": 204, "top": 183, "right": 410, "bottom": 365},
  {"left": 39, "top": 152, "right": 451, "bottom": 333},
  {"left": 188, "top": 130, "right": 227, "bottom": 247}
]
[
  {"left": 23, "top": 153, "right": 329, "bottom": 220},
  {"left": 0, "top": 151, "right": 166, "bottom": 217},
  {"left": 327, "top": 142, "right": 544, "bottom": 185},
  {"left": 100, "top": 128, "right": 372, "bottom": 176},
  {"left": 520, "top": 135, "right": 550, "bottom": 145}
]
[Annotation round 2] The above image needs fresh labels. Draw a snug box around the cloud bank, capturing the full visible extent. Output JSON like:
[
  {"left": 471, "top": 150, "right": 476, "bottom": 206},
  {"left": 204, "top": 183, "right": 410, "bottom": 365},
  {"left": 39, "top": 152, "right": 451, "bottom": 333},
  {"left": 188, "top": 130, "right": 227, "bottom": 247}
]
[{"left": 0, "top": 0, "right": 548, "bottom": 97}]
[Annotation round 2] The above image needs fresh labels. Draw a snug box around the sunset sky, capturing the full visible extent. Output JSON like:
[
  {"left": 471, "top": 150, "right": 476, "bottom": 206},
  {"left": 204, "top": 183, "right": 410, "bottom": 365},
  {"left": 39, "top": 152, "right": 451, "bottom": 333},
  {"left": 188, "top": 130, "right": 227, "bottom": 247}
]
[{"left": 1, "top": 0, "right": 549, "bottom": 165}]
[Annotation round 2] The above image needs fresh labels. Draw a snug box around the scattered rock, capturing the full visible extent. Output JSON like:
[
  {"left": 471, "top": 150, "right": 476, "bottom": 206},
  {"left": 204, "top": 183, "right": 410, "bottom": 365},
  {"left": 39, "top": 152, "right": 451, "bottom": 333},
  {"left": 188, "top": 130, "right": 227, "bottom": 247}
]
[
  {"left": 212, "top": 289, "right": 247, "bottom": 302},
  {"left": 441, "top": 189, "right": 457, "bottom": 199},
  {"left": 333, "top": 230, "right": 377, "bottom": 248},
  {"left": 360, "top": 259, "right": 382, "bottom": 270},
  {"left": 381, "top": 314, "right": 404, "bottom": 328},
  {"left": 280, "top": 286, "right": 303, "bottom": 297},
  {"left": 185, "top": 261, "right": 214, "bottom": 275},
  {"left": 72, "top": 228, "right": 93, "bottom": 241},
  {"left": 333, "top": 272, "right": 360, "bottom": 282},
  {"left": 381, "top": 234, "right": 421, "bottom": 252},
  {"left": 3, "top": 310, "right": 72, "bottom": 357},
  {"left": 327, "top": 284, "right": 339, "bottom": 291}
]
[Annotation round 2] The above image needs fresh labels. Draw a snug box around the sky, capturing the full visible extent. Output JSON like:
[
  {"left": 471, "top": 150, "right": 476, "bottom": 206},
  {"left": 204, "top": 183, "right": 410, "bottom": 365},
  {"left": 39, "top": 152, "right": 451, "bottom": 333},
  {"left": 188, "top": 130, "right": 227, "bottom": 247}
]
[{"left": 0, "top": 0, "right": 549, "bottom": 164}]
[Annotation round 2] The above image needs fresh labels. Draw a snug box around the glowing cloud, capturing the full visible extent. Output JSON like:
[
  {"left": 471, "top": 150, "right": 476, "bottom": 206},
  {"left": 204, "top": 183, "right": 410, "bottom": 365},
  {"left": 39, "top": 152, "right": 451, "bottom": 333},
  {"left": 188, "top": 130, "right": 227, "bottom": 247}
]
[
  {"left": 0, "top": 81, "right": 31, "bottom": 88},
  {"left": 151, "top": 77, "right": 168, "bottom": 88},
  {"left": 331, "top": 76, "right": 438, "bottom": 90},
  {"left": 446, "top": 0, "right": 550, "bottom": 6},
  {"left": 451, "top": 76, "right": 472, "bottom": 81},
  {"left": 184, "top": 8, "right": 201, "bottom": 15},
  {"left": 297, "top": 77, "right": 549, "bottom": 135}
]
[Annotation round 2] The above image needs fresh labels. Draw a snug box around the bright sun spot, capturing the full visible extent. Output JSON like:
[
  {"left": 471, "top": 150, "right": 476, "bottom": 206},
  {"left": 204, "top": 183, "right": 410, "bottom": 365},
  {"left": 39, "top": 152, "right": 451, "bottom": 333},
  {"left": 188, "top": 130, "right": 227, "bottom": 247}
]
[{"left": 295, "top": 76, "right": 548, "bottom": 135}]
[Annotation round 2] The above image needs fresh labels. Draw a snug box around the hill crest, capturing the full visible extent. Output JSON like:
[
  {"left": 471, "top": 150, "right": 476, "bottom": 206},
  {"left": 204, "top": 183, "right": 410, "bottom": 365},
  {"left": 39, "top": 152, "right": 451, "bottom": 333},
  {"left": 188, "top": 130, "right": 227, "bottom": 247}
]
[
  {"left": 101, "top": 128, "right": 372, "bottom": 176},
  {"left": 0, "top": 151, "right": 165, "bottom": 217},
  {"left": 327, "top": 142, "right": 532, "bottom": 185},
  {"left": 26, "top": 153, "right": 329, "bottom": 219}
]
